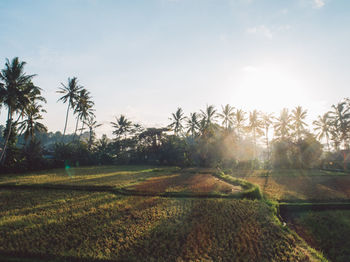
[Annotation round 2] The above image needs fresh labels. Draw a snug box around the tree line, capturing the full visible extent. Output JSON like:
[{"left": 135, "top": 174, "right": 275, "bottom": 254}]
[{"left": 0, "top": 57, "right": 349, "bottom": 172}]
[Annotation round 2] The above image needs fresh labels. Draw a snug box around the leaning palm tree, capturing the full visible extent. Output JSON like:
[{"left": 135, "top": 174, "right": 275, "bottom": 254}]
[
  {"left": 18, "top": 103, "right": 47, "bottom": 143},
  {"left": 84, "top": 116, "right": 102, "bottom": 150},
  {"left": 313, "top": 113, "right": 331, "bottom": 151},
  {"left": 247, "top": 110, "right": 263, "bottom": 158},
  {"left": 291, "top": 106, "right": 308, "bottom": 141},
  {"left": 57, "top": 77, "right": 83, "bottom": 137},
  {"left": 328, "top": 101, "right": 350, "bottom": 150},
  {"left": 168, "top": 107, "right": 186, "bottom": 135},
  {"left": 274, "top": 108, "right": 291, "bottom": 140},
  {"left": 218, "top": 104, "right": 235, "bottom": 130},
  {"left": 186, "top": 112, "right": 199, "bottom": 137},
  {"left": 234, "top": 109, "right": 246, "bottom": 139},
  {"left": 0, "top": 57, "right": 36, "bottom": 163},
  {"left": 111, "top": 115, "right": 132, "bottom": 140}
]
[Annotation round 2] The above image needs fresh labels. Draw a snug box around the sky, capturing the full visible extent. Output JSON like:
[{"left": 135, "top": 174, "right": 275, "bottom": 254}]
[{"left": 1, "top": 0, "right": 350, "bottom": 137}]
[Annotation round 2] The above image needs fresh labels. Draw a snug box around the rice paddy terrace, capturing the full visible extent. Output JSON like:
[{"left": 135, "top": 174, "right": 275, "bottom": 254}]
[{"left": 2, "top": 166, "right": 348, "bottom": 261}]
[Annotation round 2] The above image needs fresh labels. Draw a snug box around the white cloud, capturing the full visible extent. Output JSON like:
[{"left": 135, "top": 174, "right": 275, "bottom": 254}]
[
  {"left": 246, "top": 25, "right": 273, "bottom": 39},
  {"left": 313, "top": 0, "right": 325, "bottom": 9},
  {"left": 246, "top": 24, "right": 291, "bottom": 39}
]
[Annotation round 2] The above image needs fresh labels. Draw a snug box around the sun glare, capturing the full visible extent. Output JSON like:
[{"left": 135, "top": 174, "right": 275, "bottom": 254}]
[{"left": 232, "top": 64, "right": 309, "bottom": 113}]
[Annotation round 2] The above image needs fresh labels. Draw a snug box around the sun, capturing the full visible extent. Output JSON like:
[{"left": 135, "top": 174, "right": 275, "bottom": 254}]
[{"left": 231, "top": 63, "right": 309, "bottom": 114}]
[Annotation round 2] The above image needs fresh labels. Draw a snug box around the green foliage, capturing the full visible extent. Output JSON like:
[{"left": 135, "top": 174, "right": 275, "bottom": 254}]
[{"left": 272, "top": 134, "right": 322, "bottom": 169}]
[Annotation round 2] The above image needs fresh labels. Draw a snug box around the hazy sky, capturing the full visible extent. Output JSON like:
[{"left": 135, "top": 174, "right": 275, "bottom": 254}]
[{"left": 1, "top": 0, "right": 350, "bottom": 136}]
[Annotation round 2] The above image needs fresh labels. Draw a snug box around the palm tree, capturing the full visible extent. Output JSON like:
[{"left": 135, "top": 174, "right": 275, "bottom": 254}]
[
  {"left": 200, "top": 105, "right": 217, "bottom": 131},
  {"left": 111, "top": 115, "right": 132, "bottom": 140},
  {"left": 72, "top": 89, "right": 94, "bottom": 141},
  {"left": 328, "top": 101, "right": 350, "bottom": 149},
  {"left": 168, "top": 107, "right": 186, "bottom": 135},
  {"left": 291, "top": 106, "right": 308, "bottom": 140},
  {"left": 0, "top": 57, "right": 36, "bottom": 163},
  {"left": 313, "top": 113, "right": 331, "bottom": 151},
  {"left": 186, "top": 112, "right": 199, "bottom": 137},
  {"left": 262, "top": 113, "right": 273, "bottom": 151},
  {"left": 274, "top": 108, "right": 291, "bottom": 140},
  {"left": 218, "top": 104, "right": 235, "bottom": 130},
  {"left": 57, "top": 77, "right": 83, "bottom": 137},
  {"left": 247, "top": 110, "right": 263, "bottom": 158},
  {"left": 234, "top": 109, "right": 246, "bottom": 138},
  {"left": 18, "top": 103, "right": 47, "bottom": 143},
  {"left": 84, "top": 116, "right": 102, "bottom": 150}
]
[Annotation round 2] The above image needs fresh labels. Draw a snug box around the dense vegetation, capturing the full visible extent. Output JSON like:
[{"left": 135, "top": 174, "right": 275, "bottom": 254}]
[{"left": 1, "top": 57, "right": 350, "bottom": 173}]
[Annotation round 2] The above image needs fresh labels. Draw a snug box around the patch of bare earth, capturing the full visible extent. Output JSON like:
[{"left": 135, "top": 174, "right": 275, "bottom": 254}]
[{"left": 128, "top": 173, "right": 241, "bottom": 194}]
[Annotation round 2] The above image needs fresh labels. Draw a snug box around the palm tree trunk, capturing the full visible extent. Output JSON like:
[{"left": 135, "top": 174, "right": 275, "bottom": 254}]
[
  {"left": 326, "top": 136, "right": 330, "bottom": 152},
  {"left": 72, "top": 116, "right": 79, "bottom": 142},
  {"left": 88, "top": 128, "right": 93, "bottom": 150},
  {"left": 253, "top": 129, "right": 256, "bottom": 159},
  {"left": 78, "top": 122, "right": 85, "bottom": 141},
  {"left": 0, "top": 107, "right": 13, "bottom": 164},
  {"left": 63, "top": 103, "right": 70, "bottom": 137}
]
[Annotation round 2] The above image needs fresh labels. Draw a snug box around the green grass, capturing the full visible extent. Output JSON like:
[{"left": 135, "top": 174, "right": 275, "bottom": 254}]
[
  {"left": 0, "top": 188, "right": 325, "bottom": 262},
  {"left": 284, "top": 210, "right": 350, "bottom": 262}
]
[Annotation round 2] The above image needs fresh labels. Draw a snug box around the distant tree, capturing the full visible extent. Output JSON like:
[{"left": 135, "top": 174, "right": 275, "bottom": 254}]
[
  {"left": 291, "top": 106, "right": 308, "bottom": 140},
  {"left": 83, "top": 116, "right": 102, "bottom": 150},
  {"left": 262, "top": 112, "right": 273, "bottom": 153},
  {"left": 73, "top": 88, "right": 94, "bottom": 141},
  {"left": 234, "top": 109, "right": 246, "bottom": 139},
  {"left": 200, "top": 105, "right": 217, "bottom": 135},
  {"left": 313, "top": 113, "right": 331, "bottom": 151},
  {"left": 57, "top": 77, "right": 83, "bottom": 137},
  {"left": 0, "top": 57, "right": 36, "bottom": 164},
  {"left": 218, "top": 104, "right": 235, "bottom": 130},
  {"left": 111, "top": 115, "right": 132, "bottom": 140},
  {"left": 328, "top": 101, "right": 350, "bottom": 150},
  {"left": 246, "top": 110, "right": 263, "bottom": 158},
  {"left": 168, "top": 107, "right": 186, "bottom": 135},
  {"left": 18, "top": 103, "right": 47, "bottom": 143},
  {"left": 186, "top": 112, "right": 199, "bottom": 137},
  {"left": 274, "top": 108, "right": 291, "bottom": 140}
]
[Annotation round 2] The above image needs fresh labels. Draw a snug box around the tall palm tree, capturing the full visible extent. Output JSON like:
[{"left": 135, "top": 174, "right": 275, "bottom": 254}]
[
  {"left": 169, "top": 107, "right": 186, "bottom": 135},
  {"left": 247, "top": 110, "right": 263, "bottom": 158},
  {"left": 291, "top": 106, "right": 308, "bottom": 140},
  {"left": 186, "top": 112, "right": 199, "bottom": 137},
  {"left": 313, "top": 113, "right": 331, "bottom": 151},
  {"left": 274, "top": 108, "right": 291, "bottom": 140},
  {"left": 218, "top": 104, "right": 235, "bottom": 130},
  {"left": 57, "top": 77, "right": 83, "bottom": 137},
  {"left": 18, "top": 103, "right": 47, "bottom": 143},
  {"left": 234, "top": 109, "right": 246, "bottom": 138},
  {"left": 111, "top": 115, "right": 132, "bottom": 140},
  {"left": 328, "top": 101, "right": 350, "bottom": 149},
  {"left": 84, "top": 116, "right": 102, "bottom": 150},
  {"left": 0, "top": 57, "right": 36, "bottom": 163},
  {"left": 72, "top": 89, "right": 94, "bottom": 141}
]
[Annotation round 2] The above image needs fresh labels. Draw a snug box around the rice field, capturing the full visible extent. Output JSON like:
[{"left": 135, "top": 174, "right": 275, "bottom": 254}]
[
  {"left": 0, "top": 188, "right": 324, "bottom": 262},
  {"left": 283, "top": 210, "right": 350, "bottom": 262}
]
